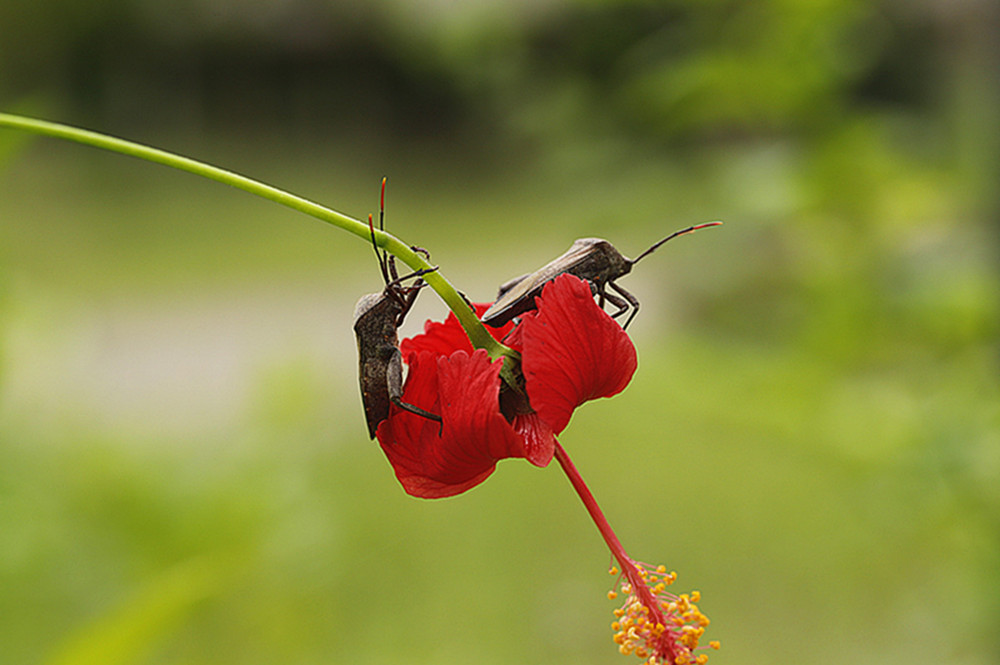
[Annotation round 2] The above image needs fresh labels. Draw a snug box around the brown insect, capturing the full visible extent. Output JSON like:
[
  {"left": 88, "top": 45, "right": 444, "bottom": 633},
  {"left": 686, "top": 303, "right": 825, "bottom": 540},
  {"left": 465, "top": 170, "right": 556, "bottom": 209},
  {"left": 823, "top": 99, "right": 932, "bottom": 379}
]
[
  {"left": 481, "top": 222, "right": 722, "bottom": 330},
  {"left": 353, "top": 179, "right": 441, "bottom": 438}
]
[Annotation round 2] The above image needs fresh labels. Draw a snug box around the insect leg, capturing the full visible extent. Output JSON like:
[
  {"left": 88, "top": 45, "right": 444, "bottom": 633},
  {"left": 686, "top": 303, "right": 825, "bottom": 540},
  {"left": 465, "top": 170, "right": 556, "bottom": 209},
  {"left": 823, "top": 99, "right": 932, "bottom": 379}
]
[
  {"left": 387, "top": 254, "right": 401, "bottom": 283},
  {"left": 596, "top": 281, "right": 608, "bottom": 309},
  {"left": 386, "top": 266, "right": 439, "bottom": 324},
  {"left": 368, "top": 214, "right": 392, "bottom": 286},
  {"left": 387, "top": 265, "right": 439, "bottom": 288},
  {"left": 603, "top": 289, "right": 629, "bottom": 317},
  {"left": 386, "top": 349, "right": 443, "bottom": 428},
  {"left": 456, "top": 290, "right": 476, "bottom": 311},
  {"left": 607, "top": 280, "right": 641, "bottom": 330}
]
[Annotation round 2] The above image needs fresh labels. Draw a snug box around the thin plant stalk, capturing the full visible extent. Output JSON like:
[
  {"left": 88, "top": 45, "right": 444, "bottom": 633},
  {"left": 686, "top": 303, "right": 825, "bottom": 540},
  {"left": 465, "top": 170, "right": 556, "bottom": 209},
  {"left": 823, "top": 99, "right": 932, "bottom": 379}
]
[{"left": 0, "top": 112, "right": 506, "bottom": 358}]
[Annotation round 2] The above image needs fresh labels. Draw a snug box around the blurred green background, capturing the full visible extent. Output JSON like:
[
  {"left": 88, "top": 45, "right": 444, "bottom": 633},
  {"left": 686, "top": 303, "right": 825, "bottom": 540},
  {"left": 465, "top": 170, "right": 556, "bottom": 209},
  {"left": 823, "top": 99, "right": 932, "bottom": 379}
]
[{"left": 2, "top": 1, "right": 998, "bottom": 664}]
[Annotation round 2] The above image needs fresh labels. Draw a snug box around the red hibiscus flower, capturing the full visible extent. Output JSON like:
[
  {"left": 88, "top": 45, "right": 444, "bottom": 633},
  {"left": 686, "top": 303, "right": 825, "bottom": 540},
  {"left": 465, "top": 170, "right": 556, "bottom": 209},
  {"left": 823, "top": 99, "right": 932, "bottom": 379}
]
[
  {"left": 373, "top": 273, "right": 720, "bottom": 664},
  {"left": 375, "top": 274, "right": 637, "bottom": 498}
]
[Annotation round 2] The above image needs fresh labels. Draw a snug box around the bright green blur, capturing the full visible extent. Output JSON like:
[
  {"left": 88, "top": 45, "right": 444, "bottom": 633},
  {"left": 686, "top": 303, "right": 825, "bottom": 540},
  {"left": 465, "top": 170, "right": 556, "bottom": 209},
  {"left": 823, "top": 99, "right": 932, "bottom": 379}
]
[{"left": 1, "top": 2, "right": 998, "bottom": 665}]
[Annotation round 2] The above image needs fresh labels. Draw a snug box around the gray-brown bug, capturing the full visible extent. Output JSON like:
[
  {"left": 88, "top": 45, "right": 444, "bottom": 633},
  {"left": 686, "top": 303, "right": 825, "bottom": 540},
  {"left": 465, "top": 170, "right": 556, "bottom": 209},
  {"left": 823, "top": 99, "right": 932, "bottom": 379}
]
[
  {"left": 480, "top": 221, "right": 722, "bottom": 330},
  {"left": 353, "top": 180, "right": 442, "bottom": 439}
]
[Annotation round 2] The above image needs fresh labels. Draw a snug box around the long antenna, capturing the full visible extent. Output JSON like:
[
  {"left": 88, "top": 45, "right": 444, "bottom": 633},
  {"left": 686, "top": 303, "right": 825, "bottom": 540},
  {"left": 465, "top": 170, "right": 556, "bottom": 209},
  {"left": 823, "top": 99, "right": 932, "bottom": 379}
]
[
  {"left": 630, "top": 221, "right": 723, "bottom": 264},
  {"left": 368, "top": 213, "right": 391, "bottom": 286},
  {"left": 368, "top": 177, "right": 394, "bottom": 286},
  {"left": 379, "top": 176, "right": 387, "bottom": 232}
]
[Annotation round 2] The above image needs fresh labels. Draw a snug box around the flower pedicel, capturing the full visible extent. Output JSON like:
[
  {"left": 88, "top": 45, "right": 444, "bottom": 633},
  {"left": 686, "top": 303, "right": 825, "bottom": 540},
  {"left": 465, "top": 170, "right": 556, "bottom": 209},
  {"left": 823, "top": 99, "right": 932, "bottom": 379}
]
[{"left": 377, "top": 273, "right": 719, "bottom": 664}]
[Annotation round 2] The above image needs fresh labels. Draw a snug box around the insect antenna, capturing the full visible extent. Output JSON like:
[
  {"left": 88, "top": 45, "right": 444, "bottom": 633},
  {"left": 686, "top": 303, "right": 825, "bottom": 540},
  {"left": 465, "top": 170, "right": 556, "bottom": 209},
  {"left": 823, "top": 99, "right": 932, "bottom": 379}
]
[
  {"left": 630, "top": 221, "right": 723, "bottom": 265},
  {"left": 367, "top": 176, "right": 397, "bottom": 286},
  {"left": 379, "top": 176, "right": 387, "bottom": 233},
  {"left": 369, "top": 177, "right": 438, "bottom": 314},
  {"left": 368, "top": 213, "right": 392, "bottom": 286}
]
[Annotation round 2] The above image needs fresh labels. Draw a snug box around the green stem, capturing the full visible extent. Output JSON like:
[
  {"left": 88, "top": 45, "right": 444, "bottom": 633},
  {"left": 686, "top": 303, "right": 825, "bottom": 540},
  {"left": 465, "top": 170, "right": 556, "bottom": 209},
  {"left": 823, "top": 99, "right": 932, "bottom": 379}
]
[{"left": 0, "top": 112, "right": 505, "bottom": 356}]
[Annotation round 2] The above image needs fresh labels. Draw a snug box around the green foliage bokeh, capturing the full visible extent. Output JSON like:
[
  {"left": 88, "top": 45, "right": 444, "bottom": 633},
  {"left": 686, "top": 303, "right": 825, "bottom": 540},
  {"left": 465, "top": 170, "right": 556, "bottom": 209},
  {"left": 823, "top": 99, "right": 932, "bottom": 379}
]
[{"left": 1, "top": 1, "right": 998, "bottom": 664}]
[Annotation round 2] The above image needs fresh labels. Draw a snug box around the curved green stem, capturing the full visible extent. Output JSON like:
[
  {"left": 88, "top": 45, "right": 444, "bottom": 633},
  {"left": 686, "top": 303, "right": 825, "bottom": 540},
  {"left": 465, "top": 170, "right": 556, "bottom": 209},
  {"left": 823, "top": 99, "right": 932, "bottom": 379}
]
[{"left": 0, "top": 112, "right": 507, "bottom": 357}]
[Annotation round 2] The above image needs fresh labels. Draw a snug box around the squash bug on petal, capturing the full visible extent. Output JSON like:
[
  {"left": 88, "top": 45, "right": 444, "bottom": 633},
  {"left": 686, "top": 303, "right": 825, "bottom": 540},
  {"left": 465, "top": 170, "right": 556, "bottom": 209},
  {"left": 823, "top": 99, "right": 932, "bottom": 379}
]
[{"left": 481, "top": 221, "right": 722, "bottom": 330}]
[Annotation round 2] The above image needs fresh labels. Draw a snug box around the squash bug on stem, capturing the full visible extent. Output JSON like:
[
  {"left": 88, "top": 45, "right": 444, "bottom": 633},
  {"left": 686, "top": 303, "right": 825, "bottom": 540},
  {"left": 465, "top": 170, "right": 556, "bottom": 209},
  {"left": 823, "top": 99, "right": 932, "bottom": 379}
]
[{"left": 353, "top": 178, "right": 442, "bottom": 438}]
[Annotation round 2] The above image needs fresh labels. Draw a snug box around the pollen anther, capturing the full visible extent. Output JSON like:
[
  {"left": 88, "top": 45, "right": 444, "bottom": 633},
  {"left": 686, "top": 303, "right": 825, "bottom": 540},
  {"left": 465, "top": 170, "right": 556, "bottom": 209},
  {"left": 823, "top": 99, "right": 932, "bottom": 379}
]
[{"left": 605, "top": 560, "right": 715, "bottom": 664}]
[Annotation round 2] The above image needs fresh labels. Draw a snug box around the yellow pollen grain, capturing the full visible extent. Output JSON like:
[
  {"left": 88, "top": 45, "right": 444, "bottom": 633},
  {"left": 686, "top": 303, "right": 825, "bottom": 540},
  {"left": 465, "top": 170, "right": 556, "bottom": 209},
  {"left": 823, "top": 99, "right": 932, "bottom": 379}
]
[
  {"left": 695, "top": 655, "right": 709, "bottom": 664},
  {"left": 656, "top": 565, "right": 667, "bottom": 573},
  {"left": 608, "top": 591, "right": 618, "bottom": 600},
  {"left": 690, "top": 591, "right": 701, "bottom": 602},
  {"left": 709, "top": 641, "right": 720, "bottom": 650}
]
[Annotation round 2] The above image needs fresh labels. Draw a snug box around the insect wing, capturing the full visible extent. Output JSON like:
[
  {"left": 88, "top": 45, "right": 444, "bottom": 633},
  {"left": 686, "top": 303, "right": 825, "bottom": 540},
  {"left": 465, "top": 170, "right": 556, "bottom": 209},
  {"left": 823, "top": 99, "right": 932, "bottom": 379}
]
[
  {"left": 354, "top": 293, "right": 393, "bottom": 438},
  {"left": 481, "top": 240, "right": 596, "bottom": 325},
  {"left": 495, "top": 272, "right": 530, "bottom": 300}
]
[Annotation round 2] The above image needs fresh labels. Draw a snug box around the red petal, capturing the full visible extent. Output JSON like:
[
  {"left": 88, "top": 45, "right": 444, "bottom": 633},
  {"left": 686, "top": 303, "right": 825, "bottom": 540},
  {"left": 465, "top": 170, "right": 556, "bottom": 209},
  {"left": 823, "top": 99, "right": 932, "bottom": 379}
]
[
  {"left": 374, "top": 353, "right": 444, "bottom": 490},
  {"left": 511, "top": 412, "right": 556, "bottom": 467},
  {"left": 377, "top": 349, "right": 528, "bottom": 498},
  {"left": 400, "top": 303, "right": 515, "bottom": 362},
  {"left": 519, "top": 274, "right": 637, "bottom": 433},
  {"left": 438, "top": 350, "right": 527, "bottom": 460},
  {"left": 400, "top": 311, "right": 475, "bottom": 360}
]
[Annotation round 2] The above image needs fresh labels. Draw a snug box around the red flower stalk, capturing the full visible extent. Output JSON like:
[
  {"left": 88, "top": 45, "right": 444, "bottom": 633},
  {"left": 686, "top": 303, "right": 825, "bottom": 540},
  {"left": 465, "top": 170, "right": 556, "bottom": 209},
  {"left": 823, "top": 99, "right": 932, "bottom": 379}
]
[
  {"left": 375, "top": 273, "right": 636, "bottom": 498},
  {"left": 555, "top": 442, "right": 718, "bottom": 664},
  {"left": 375, "top": 272, "right": 717, "bottom": 662}
]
